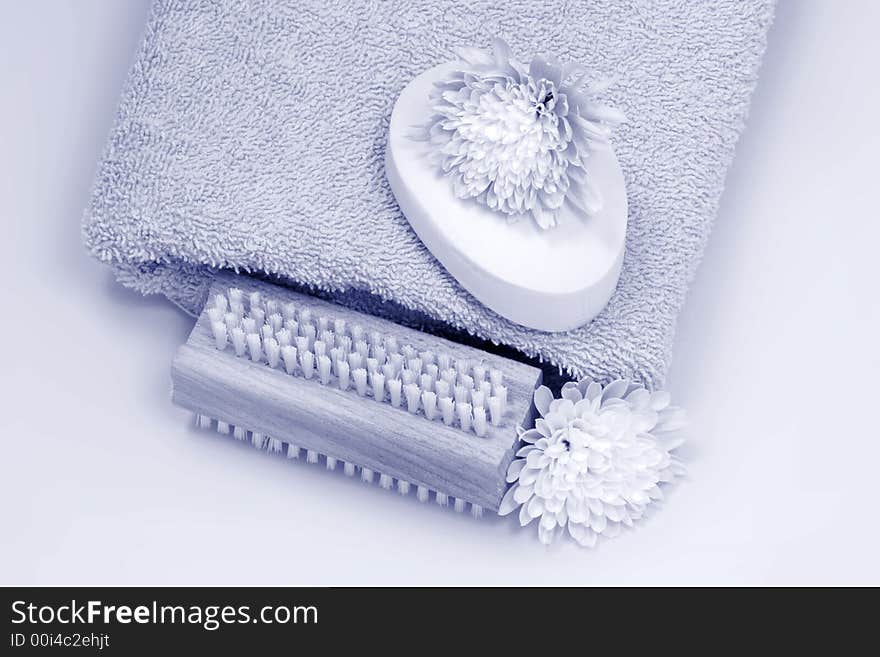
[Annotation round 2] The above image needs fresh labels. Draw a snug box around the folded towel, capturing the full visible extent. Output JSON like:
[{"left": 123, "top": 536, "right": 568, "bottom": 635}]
[{"left": 84, "top": 0, "right": 775, "bottom": 388}]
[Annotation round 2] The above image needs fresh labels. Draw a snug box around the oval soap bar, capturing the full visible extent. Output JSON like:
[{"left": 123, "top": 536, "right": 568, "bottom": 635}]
[{"left": 386, "top": 63, "right": 627, "bottom": 332}]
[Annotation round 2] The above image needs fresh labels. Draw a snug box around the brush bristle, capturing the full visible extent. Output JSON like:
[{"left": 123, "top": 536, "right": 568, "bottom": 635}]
[
  {"left": 205, "top": 287, "right": 510, "bottom": 437},
  {"left": 192, "top": 411, "right": 486, "bottom": 518}
]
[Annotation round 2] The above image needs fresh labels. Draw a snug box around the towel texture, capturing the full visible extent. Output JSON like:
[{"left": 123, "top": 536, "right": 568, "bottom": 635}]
[{"left": 84, "top": 0, "right": 774, "bottom": 388}]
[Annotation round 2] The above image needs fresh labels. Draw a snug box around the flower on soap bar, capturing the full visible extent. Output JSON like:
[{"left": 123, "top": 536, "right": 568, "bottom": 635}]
[
  {"left": 500, "top": 378, "right": 686, "bottom": 546},
  {"left": 415, "top": 39, "right": 624, "bottom": 230}
]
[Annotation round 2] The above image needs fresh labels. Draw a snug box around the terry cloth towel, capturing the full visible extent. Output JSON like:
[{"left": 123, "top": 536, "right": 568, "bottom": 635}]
[{"left": 84, "top": 0, "right": 775, "bottom": 388}]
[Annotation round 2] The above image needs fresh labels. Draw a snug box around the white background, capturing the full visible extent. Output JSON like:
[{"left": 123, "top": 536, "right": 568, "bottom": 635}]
[{"left": 1, "top": 1, "right": 878, "bottom": 585}]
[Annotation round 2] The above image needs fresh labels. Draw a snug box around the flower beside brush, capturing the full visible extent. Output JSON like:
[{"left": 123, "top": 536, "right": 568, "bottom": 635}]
[{"left": 501, "top": 378, "right": 687, "bottom": 547}]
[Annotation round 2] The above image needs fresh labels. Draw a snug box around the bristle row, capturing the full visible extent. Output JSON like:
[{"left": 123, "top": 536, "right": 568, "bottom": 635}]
[
  {"left": 193, "top": 413, "right": 484, "bottom": 518},
  {"left": 209, "top": 288, "right": 509, "bottom": 435}
]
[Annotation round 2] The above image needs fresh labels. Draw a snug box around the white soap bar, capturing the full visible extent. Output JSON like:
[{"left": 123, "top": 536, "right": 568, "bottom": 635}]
[{"left": 386, "top": 63, "right": 628, "bottom": 333}]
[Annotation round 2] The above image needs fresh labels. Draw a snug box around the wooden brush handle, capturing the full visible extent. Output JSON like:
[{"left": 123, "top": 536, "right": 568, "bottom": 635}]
[{"left": 171, "top": 272, "right": 542, "bottom": 512}]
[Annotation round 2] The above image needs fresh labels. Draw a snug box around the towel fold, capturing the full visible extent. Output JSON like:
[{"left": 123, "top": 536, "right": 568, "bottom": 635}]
[{"left": 83, "top": 0, "right": 775, "bottom": 388}]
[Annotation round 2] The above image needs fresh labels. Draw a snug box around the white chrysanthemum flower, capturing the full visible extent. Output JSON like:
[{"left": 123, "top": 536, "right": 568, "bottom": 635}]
[
  {"left": 499, "top": 378, "right": 687, "bottom": 547},
  {"left": 418, "top": 38, "right": 624, "bottom": 229}
]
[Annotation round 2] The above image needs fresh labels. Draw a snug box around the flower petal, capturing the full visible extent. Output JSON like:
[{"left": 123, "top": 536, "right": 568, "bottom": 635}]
[
  {"left": 498, "top": 484, "right": 520, "bottom": 516},
  {"left": 533, "top": 385, "right": 554, "bottom": 418}
]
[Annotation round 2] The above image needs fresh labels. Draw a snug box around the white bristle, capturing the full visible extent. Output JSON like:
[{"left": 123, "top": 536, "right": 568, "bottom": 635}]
[
  {"left": 250, "top": 308, "right": 265, "bottom": 327},
  {"left": 276, "top": 328, "right": 291, "bottom": 347},
  {"left": 320, "top": 330, "right": 334, "bottom": 348},
  {"left": 242, "top": 317, "right": 257, "bottom": 335},
  {"left": 371, "top": 372, "right": 385, "bottom": 402},
  {"left": 287, "top": 444, "right": 300, "bottom": 459},
  {"left": 459, "top": 374, "right": 474, "bottom": 390},
  {"left": 231, "top": 327, "right": 247, "bottom": 357},
  {"left": 488, "top": 396, "right": 503, "bottom": 426},
  {"left": 330, "top": 348, "right": 343, "bottom": 373},
  {"left": 336, "top": 335, "right": 352, "bottom": 353},
  {"left": 404, "top": 383, "right": 420, "bottom": 413},
  {"left": 372, "top": 345, "right": 386, "bottom": 365},
  {"left": 313, "top": 340, "right": 327, "bottom": 358},
  {"left": 381, "top": 363, "right": 396, "bottom": 382},
  {"left": 347, "top": 352, "right": 363, "bottom": 372},
  {"left": 208, "top": 306, "right": 223, "bottom": 324},
  {"left": 438, "top": 353, "right": 452, "bottom": 370},
  {"left": 265, "top": 299, "right": 278, "bottom": 316},
  {"left": 265, "top": 337, "right": 280, "bottom": 368},
  {"left": 317, "top": 354, "right": 332, "bottom": 384},
  {"left": 457, "top": 402, "right": 473, "bottom": 432},
  {"left": 473, "top": 406, "right": 488, "bottom": 437},
  {"left": 397, "top": 480, "right": 411, "bottom": 495},
  {"left": 216, "top": 420, "right": 230, "bottom": 434},
  {"left": 303, "top": 323, "right": 317, "bottom": 346},
  {"left": 471, "top": 504, "right": 484, "bottom": 519},
  {"left": 361, "top": 467, "right": 374, "bottom": 484},
  {"left": 454, "top": 385, "right": 468, "bottom": 404},
  {"left": 389, "top": 353, "right": 404, "bottom": 375},
  {"left": 211, "top": 320, "right": 227, "bottom": 350},
  {"left": 281, "top": 345, "right": 298, "bottom": 375},
  {"left": 285, "top": 319, "right": 299, "bottom": 336},
  {"left": 229, "top": 300, "right": 244, "bottom": 317},
  {"left": 326, "top": 456, "right": 338, "bottom": 471},
  {"left": 197, "top": 414, "right": 212, "bottom": 429},
  {"left": 299, "top": 308, "right": 312, "bottom": 324},
  {"left": 366, "top": 357, "right": 379, "bottom": 375},
  {"left": 490, "top": 369, "right": 503, "bottom": 388},
  {"left": 441, "top": 368, "right": 456, "bottom": 387},
  {"left": 306, "top": 449, "right": 319, "bottom": 464},
  {"left": 436, "top": 492, "right": 449, "bottom": 507},
  {"left": 251, "top": 431, "right": 264, "bottom": 449},
  {"left": 282, "top": 302, "right": 297, "bottom": 320},
  {"left": 455, "top": 359, "right": 470, "bottom": 377},
  {"left": 228, "top": 287, "right": 243, "bottom": 304},
  {"left": 213, "top": 293, "right": 228, "bottom": 312},
  {"left": 224, "top": 311, "right": 239, "bottom": 333},
  {"left": 368, "top": 330, "right": 381, "bottom": 346},
  {"left": 419, "top": 351, "right": 435, "bottom": 366},
  {"left": 353, "top": 368, "right": 368, "bottom": 396},
  {"left": 246, "top": 332, "right": 262, "bottom": 362},
  {"left": 479, "top": 380, "right": 492, "bottom": 400},
  {"left": 355, "top": 340, "right": 369, "bottom": 361},
  {"left": 317, "top": 316, "right": 329, "bottom": 332},
  {"left": 300, "top": 351, "right": 315, "bottom": 379},
  {"left": 422, "top": 391, "right": 437, "bottom": 420},
  {"left": 417, "top": 486, "right": 430, "bottom": 503},
  {"left": 379, "top": 474, "right": 393, "bottom": 490},
  {"left": 496, "top": 385, "right": 508, "bottom": 416},
  {"left": 402, "top": 345, "right": 416, "bottom": 360},
  {"left": 233, "top": 425, "right": 246, "bottom": 441},
  {"left": 343, "top": 462, "right": 356, "bottom": 477},
  {"left": 385, "top": 336, "right": 399, "bottom": 354},
  {"left": 419, "top": 373, "right": 434, "bottom": 392},
  {"left": 388, "top": 379, "right": 402, "bottom": 408},
  {"left": 261, "top": 323, "right": 273, "bottom": 342},
  {"left": 268, "top": 313, "right": 282, "bottom": 332},
  {"left": 472, "top": 364, "right": 486, "bottom": 383},
  {"left": 267, "top": 438, "right": 283, "bottom": 454},
  {"left": 436, "top": 380, "right": 451, "bottom": 399},
  {"left": 248, "top": 291, "right": 261, "bottom": 309},
  {"left": 333, "top": 318, "right": 346, "bottom": 335},
  {"left": 439, "top": 397, "right": 455, "bottom": 425},
  {"left": 471, "top": 390, "right": 485, "bottom": 408},
  {"left": 401, "top": 370, "right": 416, "bottom": 386},
  {"left": 454, "top": 498, "right": 466, "bottom": 513},
  {"left": 337, "top": 361, "right": 351, "bottom": 391}
]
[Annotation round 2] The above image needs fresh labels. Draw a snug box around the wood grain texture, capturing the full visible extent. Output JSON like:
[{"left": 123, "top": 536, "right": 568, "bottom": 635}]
[{"left": 171, "top": 273, "right": 542, "bottom": 511}]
